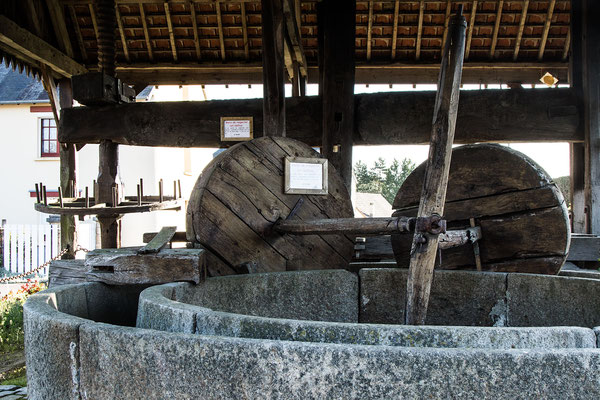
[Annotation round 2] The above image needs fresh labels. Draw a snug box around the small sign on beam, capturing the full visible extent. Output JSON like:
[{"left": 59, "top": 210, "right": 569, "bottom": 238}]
[
  {"left": 284, "top": 157, "right": 328, "bottom": 195},
  {"left": 220, "top": 116, "right": 254, "bottom": 141}
]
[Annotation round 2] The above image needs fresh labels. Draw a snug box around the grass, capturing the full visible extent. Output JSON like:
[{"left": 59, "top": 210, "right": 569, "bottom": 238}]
[{"left": 0, "top": 366, "right": 26, "bottom": 387}]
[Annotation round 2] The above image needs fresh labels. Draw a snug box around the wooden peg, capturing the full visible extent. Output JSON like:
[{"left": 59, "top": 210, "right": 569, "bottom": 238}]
[
  {"left": 140, "top": 178, "right": 144, "bottom": 201},
  {"left": 35, "top": 183, "right": 40, "bottom": 203},
  {"left": 173, "top": 180, "right": 177, "bottom": 200},
  {"left": 159, "top": 179, "right": 164, "bottom": 203},
  {"left": 43, "top": 186, "right": 48, "bottom": 206},
  {"left": 137, "top": 184, "right": 142, "bottom": 206},
  {"left": 178, "top": 179, "right": 182, "bottom": 198},
  {"left": 85, "top": 187, "right": 90, "bottom": 208}
]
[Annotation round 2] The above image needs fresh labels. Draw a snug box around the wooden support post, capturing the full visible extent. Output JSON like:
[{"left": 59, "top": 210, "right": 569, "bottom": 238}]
[
  {"left": 261, "top": 0, "right": 286, "bottom": 137},
  {"left": 97, "top": 140, "right": 120, "bottom": 248},
  {"left": 58, "top": 78, "right": 78, "bottom": 259},
  {"left": 319, "top": 0, "right": 356, "bottom": 191},
  {"left": 405, "top": 8, "right": 467, "bottom": 325}
]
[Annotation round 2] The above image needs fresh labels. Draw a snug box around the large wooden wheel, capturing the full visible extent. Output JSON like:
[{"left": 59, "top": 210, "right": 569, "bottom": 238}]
[
  {"left": 186, "top": 136, "right": 354, "bottom": 276},
  {"left": 391, "top": 144, "right": 570, "bottom": 275}
]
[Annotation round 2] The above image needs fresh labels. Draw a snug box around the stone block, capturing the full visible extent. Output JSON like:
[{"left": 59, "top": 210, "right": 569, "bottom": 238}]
[
  {"left": 177, "top": 269, "right": 358, "bottom": 323},
  {"left": 508, "top": 274, "right": 600, "bottom": 327},
  {"left": 360, "top": 268, "right": 508, "bottom": 326},
  {"left": 136, "top": 284, "right": 196, "bottom": 333}
]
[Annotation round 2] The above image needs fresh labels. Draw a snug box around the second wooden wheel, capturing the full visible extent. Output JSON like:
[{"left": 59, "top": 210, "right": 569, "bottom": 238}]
[
  {"left": 391, "top": 144, "right": 570, "bottom": 275},
  {"left": 186, "top": 136, "right": 354, "bottom": 276}
]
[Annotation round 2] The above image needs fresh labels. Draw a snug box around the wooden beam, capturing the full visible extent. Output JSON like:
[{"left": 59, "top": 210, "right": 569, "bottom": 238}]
[
  {"left": 139, "top": 2, "right": 153, "bottom": 61},
  {"left": 489, "top": 0, "right": 503, "bottom": 59},
  {"left": 113, "top": 62, "right": 569, "bottom": 86},
  {"left": 321, "top": 0, "right": 356, "bottom": 190},
  {"left": 283, "top": 0, "right": 307, "bottom": 76},
  {"left": 89, "top": 3, "right": 100, "bottom": 40},
  {"left": 465, "top": 0, "right": 477, "bottom": 59},
  {"left": 68, "top": 5, "right": 88, "bottom": 62},
  {"left": 190, "top": 1, "right": 201, "bottom": 60},
  {"left": 241, "top": 2, "right": 249, "bottom": 59},
  {"left": 24, "top": 0, "right": 43, "bottom": 37},
  {"left": 391, "top": 0, "right": 399, "bottom": 60},
  {"left": 0, "top": 16, "right": 87, "bottom": 77},
  {"left": 216, "top": 1, "right": 226, "bottom": 60},
  {"left": 58, "top": 78, "right": 78, "bottom": 259},
  {"left": 513, "top": 0, "right": 529, "bottom": 61},
  {"left": 261, "top": 0, "right": 286, "bottom": 136},
  {"left": 440, "top": 0, "right": 451, "bottom": 57},
  {"left": 46, "top": 0, "right": 75, "bottom": 58},
  {"left": 415, "top": 0, "right": 425, "bottom": 60},
  {"left": 164, "top": 2, "right": 178, "bottom": 62},
  {"left": 41, "top": 65, "right": 60, "bottom": 123},
  {"left": 562, "top": 25, "right": 570, "bottom": 62},
  {"left": 538, "top": 0, "right": 556, "bottom": 60},
  {"left": 115, "top": 5, "right": 130, "bottom": 63},
  {"left": 59, "top": 88, "right": 580, "bottom": 147},
  {"left": 366, "top": 1, "right": 373, "bottom": 61}
]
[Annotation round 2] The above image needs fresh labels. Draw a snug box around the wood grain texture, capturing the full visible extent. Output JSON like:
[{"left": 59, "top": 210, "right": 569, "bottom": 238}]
[
  {"left": 392, "top": 144, "right": 570, "bottom": 275},
  {"left": 85, "top": 248, "right": 205, "bottom": 285},
  {"left": 58, "top": 89, "right": 580, "bottom": 147},
  {"left": 48, "top": 259, "right": 87, "bottom": 287},
  {"left": 186, "top": 136, "right": 354, "bottom": 275}
]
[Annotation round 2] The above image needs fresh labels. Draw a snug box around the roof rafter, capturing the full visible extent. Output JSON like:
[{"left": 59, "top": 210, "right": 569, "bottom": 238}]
[
  {"left": 163, "top": 1, "right": 178, "bottom": 62},
  {"left": 115, "top": 5, "right": 130, "bottom": 62},
  {"left": 391, "top": 0, "right": 399, "bottom": 60},
  {"left": 46, "top": 0, "right": 75, "bottom": 58},
  {"left": 0, "top": 15, "right": 87, "bottom": 78},
  {"left": 190, "top": 1, "right": 201, "bottom": 60},
  {"left": 415, "top": 0, "right": 424, "bottom": 60},
  {"left": 538, "top": 0, "right": 556, "bottom": 60},
  {"left": 138, "top": 2, "right": 153, "bottom": 61},
  {"left": 513, "top": 0, "right": 529, "bottom": 61},
  {"left": 465, "top": 0, "right": 477, "bottom": 59},
  {"left": 216, "top": 1, "right": 226, "bottom": 60},
  {"left": 489, "top": 0, "right": 504, "bottom": 58},
  {"left": 283, "top": 0, "right": 307, "bottom": 76}
]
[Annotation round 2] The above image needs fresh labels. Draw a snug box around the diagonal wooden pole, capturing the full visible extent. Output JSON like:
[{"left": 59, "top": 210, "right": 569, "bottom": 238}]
[{"left": 405, "top": 6, "right": 467, "bottom": 325}]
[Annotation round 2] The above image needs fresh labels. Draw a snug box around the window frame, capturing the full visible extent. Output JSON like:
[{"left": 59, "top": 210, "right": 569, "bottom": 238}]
[{"left": 39, "top": 117, "right": 59, "bottom": 158}]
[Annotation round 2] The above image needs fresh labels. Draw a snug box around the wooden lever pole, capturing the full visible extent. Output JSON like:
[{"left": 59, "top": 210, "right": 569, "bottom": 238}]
[{"left": 404, "top": 7, "right": 467, "bottom": 325}]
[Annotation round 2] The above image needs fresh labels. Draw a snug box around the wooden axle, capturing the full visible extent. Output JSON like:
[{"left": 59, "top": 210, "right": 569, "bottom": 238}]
[{"left": 274, "top": 215, "right": 446, "bottom": 236}]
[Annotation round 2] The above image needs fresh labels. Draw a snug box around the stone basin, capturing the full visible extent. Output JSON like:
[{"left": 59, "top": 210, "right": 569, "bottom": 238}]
[{"left": 24, "top": 267, "right": 600, "bottom": 399}]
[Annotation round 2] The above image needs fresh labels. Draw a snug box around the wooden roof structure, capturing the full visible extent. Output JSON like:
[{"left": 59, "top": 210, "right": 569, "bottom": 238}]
[{"left": 0, "top": 0, "right": 570, "bottom": 86}]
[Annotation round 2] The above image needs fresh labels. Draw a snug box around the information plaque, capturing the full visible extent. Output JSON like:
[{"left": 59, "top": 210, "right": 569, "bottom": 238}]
[
  {"left": 284, "top": 157, "right": 328, "bottom": 195},
  {"left": 220, "top": 117, "right": 253, "bottom": 141}
]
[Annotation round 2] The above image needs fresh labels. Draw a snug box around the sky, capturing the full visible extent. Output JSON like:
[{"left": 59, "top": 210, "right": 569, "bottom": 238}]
[{"left": 150, "top": 83, "right": 571, "bottom": 179}]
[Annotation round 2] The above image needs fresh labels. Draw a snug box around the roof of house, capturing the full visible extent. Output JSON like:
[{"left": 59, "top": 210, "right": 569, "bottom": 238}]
[
  {"left": 0, "top": 65, "right": 49, "bottom": 104},
  {"left": 354, "top": 192, "right": 393, "bottom": 218}
]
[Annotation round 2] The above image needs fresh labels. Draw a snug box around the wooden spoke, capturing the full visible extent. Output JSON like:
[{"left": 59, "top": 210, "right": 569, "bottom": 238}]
[
  {"left": 115, "top": 5, "right": 130, "bottom": 62},
  {"left": 164, "top": 2, "right": 178, "bottom": 62},
  {"left": 216, "top": 1, "right": 226, "bottom": 60},
  {"left": 190, "top": 1, "right": 201, "bottom": 60},
  {"left": 538, "top": 0, "right": 556, "bottom": 60},
  {"left": 490, "top": 0, "right": 503, "bottom": 58},
  {"left": 513, "top": 0, "right": 529, "bottom": 61},
  {"left": 391, "top": 0, "right": 399, "bottom": 60},
  {"left": 465, "top": 0, "right": 477, "bottom": 59},
  {"left": 139, "top": 2, "right": 153, "bottom": 61}
]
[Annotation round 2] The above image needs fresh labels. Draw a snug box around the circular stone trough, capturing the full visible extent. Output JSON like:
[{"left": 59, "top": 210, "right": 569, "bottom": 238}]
[{"left": 24, "top": 268, "right": 600, "bottom": 399}]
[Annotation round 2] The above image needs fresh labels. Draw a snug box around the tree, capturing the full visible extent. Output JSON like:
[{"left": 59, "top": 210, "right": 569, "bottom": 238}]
[{"left": 354, "top": 157, "right": 416, "bottom": 204}]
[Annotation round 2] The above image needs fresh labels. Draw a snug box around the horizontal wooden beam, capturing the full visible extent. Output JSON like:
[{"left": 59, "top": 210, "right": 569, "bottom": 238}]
[
  {"left": 62, "top": 0, "right": 482, "bottom": 4},
  {"left": 0, "top": 16, "right": 87, "bottom": 77},
  {"left": 60, "top": 88, "right": 580, "bottom": 146},
  {"left": 113, "top": 62, "right": 568, "bottom": 86}
]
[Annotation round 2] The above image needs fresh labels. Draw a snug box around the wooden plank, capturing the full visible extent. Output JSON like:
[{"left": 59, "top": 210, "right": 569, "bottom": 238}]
[
  {"left": 17, "top": 225, "right": 24, "bottom": 273},
  {"left": 465, "top": 0, "right": 477, "bottom": 60},
  {"left": 405, "top": 9, "right": 466, "bottom": 325},
  {"left": 391, "top": 0, "right": 399, "bottom": 60},
  {"left": 46, "top": 0, "right": 75, "bottom": 58},
  {"left": 489, "top": 0, "right": 503, "bottom": 59},
  {"left": 24, "top": 226, "right": 31, "bottom": 273},
  {"left": 190, "top": 1, "right": 201, "bottom": 60},
  {"left": 275, "top": 217, "right": 414, "bottom": 235},
  {"left": 320, "top": 0, "right": 355, "bottom": 190},
  {"left": 513, "top": 0, "right": 529, "bottom": 61},
  {"left": 143, "top": 230, "right": 187, "bottom": 243},
  {"left": 41, "top": 66, "right": 60, "bottom": 122},
  {"left": 49, "top": 259, "right": 87, "bottom": 287},
  {"left": 215, "top": 1, "right": 226, "bottom": 60},
  {"left": 59, "top": 88, "right": 581, "bottom": 147},
  {"left": 562, "top": 25, "right": 570, "bottom": 61},
  {"left": 138, "top": 226, "right": 177, "bottom": 254},
  {"left": 538, "top": 0, "right": 556, "bottom": 60},
  {"left": 85, "top": 248, "right": 205, "bottom": 285},
  {"left": 366, "top": 1, "right": 373, "bottom": 61},
  {"left": 283, "top": 0, "right": 307, "bottom": 76},
  {"left": 0, "top": 15, "right": 87, "bottom": 78},
  {"left": 261, "top": 0, "right": 286, "bottom": 137},
  {"left": 115, "top": 5, "right": 130, "bottom": 63},
  {"left": 139, "top": 2, "right": 153, "bottom": 61},
  {"left": 164, "top": 2, "right": 178, "bottom": 62},
  {"left": 415, "top": 0, "right": 424, "bottom": 60}
]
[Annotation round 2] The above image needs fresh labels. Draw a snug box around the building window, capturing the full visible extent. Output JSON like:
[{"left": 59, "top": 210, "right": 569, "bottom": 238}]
[{"left": 40, "top": 118, "right": 59, "bottom": 157}]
